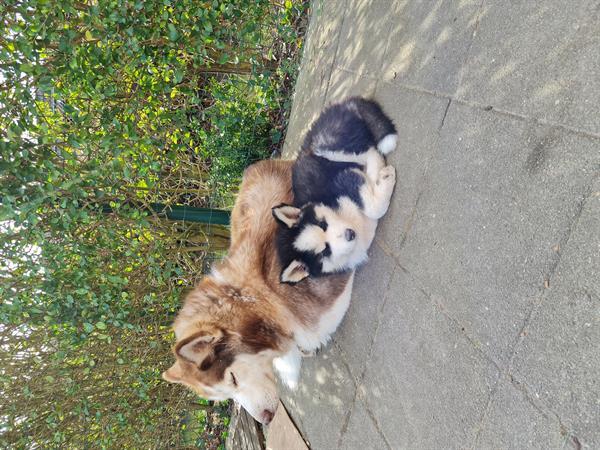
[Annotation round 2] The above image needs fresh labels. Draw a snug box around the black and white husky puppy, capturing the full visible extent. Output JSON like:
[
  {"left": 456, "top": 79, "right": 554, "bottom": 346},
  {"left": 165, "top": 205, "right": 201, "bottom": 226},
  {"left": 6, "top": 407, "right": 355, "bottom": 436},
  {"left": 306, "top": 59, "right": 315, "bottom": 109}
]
[{"left": 272, "top": 97, "right": 397, "bottom": 284}]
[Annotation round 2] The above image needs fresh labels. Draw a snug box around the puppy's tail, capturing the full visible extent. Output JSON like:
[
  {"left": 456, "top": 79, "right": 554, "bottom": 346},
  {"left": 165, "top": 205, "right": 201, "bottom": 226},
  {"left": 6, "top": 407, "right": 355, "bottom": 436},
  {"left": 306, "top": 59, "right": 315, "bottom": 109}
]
[{"left": 348, "top": 97, "right": 398, "bottom": 155}]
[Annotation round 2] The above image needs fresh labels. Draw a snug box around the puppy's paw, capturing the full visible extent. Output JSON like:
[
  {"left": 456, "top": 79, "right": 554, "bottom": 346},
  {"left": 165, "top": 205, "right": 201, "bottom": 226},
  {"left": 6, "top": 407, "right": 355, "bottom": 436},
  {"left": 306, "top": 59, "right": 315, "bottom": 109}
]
[
  {"left": 299, "top": 347, "right": 319, "bottom": 357},
  {"left": 378, "top": 165, "right": 396, "bottom": 184}
]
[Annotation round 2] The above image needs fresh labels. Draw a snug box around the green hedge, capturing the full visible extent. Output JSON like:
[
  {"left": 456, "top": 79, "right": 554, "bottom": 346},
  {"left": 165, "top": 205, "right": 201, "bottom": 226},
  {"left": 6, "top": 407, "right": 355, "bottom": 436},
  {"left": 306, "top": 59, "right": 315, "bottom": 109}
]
[{"left": 0, "top": 0, "right": 308, "bottom": 447}]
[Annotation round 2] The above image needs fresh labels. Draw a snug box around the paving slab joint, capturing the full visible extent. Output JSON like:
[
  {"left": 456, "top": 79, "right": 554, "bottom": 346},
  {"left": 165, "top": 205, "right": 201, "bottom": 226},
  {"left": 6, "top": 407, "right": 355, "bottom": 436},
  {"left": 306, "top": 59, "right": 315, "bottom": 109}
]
[
  {"left": 376, "top": 239, "right": 504, "bottom": 371},
  {"left": 454, "top": 0, "right": 487, "bottom": 96},
  {"left": 358, "top": 274, "right": 397, "bottom": 378},
  {"left": 505, "top": 170, "right": 600, "bottom": 373},
  {"left": 357, "top": 396, "right": 394, "bottom": 450},
  {"left": 507, "top": 373, "right": 576, "bottom": 445},
  {"left": 332, "top": 340, "right": 393, "bottom": 450},
  {"left": 322, "top": 5, "right": 349, "bottom": 103},
  {"left": 335, "top": 389, "right": 358, "bottom": 449},
  {"left": 439, "top": 98, "right": 452, "bottom": 130},
  {"left": 469, "top": 370, "right": 503, "bottom": 450},
  {"left": 376, "top": 78, "right": 600, "bottom": 140}
]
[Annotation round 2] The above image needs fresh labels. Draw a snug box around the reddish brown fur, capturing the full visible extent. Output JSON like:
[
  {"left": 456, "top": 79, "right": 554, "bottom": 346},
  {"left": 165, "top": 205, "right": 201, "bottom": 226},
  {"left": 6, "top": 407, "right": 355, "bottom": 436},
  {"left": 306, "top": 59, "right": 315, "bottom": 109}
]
[{"left": 166, "top": 160, "right": 351, "bottom": 389}]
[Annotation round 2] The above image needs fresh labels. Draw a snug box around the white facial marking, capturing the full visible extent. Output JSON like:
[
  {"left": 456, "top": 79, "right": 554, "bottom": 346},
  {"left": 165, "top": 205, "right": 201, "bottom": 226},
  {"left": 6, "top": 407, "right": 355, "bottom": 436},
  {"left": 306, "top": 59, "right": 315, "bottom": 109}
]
[
  {"left": 199, "top": 352, "right": 279, "bottom": 424},
  {"left": 293, "top": 224, "right": 325, "bottom": 253},
  {"left": 313, "top": 201, "right": 362, "bottom": 270},
  {"left": 229, "top": 353, "right": 279, "bottom": 424},
  {"left": 313, "top": 199, "right": 375, "bottom": 274}
]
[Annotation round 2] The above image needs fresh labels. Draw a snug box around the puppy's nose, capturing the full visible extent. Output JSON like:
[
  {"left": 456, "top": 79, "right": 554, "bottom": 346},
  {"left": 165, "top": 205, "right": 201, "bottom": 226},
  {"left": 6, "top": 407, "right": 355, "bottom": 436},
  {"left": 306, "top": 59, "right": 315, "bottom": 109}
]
[
  {"left": 261, "top": 409, "right": 275, "bottom": 425},
  {"left": 345, "top": 228, "right": 356, "bottom": 241}
]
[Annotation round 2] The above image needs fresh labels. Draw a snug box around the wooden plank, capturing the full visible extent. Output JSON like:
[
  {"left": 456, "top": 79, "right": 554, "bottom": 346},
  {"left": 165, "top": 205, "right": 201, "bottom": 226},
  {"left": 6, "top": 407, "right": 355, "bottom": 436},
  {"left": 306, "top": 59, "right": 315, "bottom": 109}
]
[
  {"left": 266, "top": 402, "right": 309, "bottom": 450},
  {"left": 226, "top": 402, "right": 265, "bottom": 450}
]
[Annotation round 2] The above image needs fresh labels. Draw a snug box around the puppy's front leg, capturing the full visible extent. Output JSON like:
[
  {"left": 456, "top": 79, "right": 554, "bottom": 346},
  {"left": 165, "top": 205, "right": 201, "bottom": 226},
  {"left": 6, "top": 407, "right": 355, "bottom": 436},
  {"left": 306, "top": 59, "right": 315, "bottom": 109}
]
[
  {"left": 363, "top": 147, "right": 386, "bottom": 183},
  {"left": 360, "top": 164, "right": 396, "bottom": 220}
]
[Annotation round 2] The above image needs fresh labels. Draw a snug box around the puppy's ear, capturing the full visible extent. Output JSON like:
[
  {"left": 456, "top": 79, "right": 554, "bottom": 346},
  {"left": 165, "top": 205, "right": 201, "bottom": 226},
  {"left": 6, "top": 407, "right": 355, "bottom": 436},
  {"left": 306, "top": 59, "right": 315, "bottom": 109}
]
[
  {"left": 272, "top": 204, "right": 302, "bottom": 228},
  {"left": 280, "top": 259, "right": 309, "bottom": 284},
  {"left": 175, "top": 328, "right": 224, "bottom": 364}
]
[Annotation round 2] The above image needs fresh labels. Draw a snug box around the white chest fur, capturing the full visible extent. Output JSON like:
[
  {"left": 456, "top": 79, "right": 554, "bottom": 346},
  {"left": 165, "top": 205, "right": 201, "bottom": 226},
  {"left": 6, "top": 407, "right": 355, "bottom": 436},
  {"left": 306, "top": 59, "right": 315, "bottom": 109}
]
[
  {"left": 293, "top": 271, "right": 355, "bottom": 351},
  {"left": 274, "top": 272, "right": 355, "bottom": 389}
]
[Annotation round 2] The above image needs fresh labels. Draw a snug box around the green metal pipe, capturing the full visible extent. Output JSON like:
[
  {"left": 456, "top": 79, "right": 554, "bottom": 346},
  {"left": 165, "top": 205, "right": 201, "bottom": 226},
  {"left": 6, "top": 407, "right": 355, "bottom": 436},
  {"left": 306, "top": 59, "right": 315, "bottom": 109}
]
[{"left": 149, "top": 203, "right": 230, "bottom": 225}]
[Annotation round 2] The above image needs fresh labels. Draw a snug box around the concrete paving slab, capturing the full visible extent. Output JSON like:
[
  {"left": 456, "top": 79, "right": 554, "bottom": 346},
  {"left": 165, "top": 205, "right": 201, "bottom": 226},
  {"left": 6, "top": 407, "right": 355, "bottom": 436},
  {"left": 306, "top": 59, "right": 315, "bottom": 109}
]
[
  {"left": 279, "top": 1, "right": 600, "bottom": 447},
  {"left": 379, "top": 0, "right": 481, "bottom": 94},
  {"left": 326, "top": 67, "right": 378, "bottom": 104},
  {"left": 338, "top": 398, "right": 390, "bottom": 450},
  {"left": 334, "top": 243, "right": 396, "bottom": 380},
  {"left": 281, "top": 345, "right": 356, "bottom": 450},
  {"left": 360, "top": 269, "right": 499, "bottom": 449},
  {"left": 456, "top": 0, "right": 600, "bottom": 135},
  {"left": 335, "top": 0, "right": 397, "bottom": 77},
  {"left": 511, "top": 179, "right": 600, "bottom": 448},
  {"left": 394, "top": 101, "right": 600, "bottom": 366},
  {"left": 282, "top": 0, "right": 347, "bottom": 158},
  {"left": 372, "top": 81, "right": 450, "bottom": 248},
  {"left": 475, "top": 375, "right": 567, "bottom": 450}
]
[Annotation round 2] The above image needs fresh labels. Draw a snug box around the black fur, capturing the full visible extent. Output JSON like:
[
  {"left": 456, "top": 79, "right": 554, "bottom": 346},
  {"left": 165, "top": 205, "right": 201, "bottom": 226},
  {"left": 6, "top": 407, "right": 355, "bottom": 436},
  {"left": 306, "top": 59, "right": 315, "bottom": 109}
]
[
  {"left": 294, "top": 97, "right": 396, "bottom": 209},
  {"left": 274, "top": 203, "right": 327, "bottom": 281},
  {"left": 275, "top": 97, "right": 396, "bottom": 281},
  {"left": 292, "top": 156, "right": 364, "bottom": 208},
  {"left": 301, "top": 97, "right": 396, "bottom": 155}
]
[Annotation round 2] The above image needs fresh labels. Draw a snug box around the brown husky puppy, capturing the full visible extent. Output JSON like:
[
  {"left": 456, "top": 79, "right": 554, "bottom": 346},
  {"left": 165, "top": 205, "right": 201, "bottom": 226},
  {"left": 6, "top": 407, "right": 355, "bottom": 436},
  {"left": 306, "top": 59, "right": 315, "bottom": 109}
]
[{"left": 162, "top": 160, "right": 353, "bottom": 424}]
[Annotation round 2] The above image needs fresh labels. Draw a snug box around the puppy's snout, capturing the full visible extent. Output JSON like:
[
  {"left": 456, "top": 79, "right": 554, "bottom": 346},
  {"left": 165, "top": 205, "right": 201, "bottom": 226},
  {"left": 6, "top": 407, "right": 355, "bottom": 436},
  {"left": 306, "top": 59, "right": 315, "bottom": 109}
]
[
  {"left": 261, "top": 409, "right": 275, "bottom": 425},
  {"left": 345, "top": 228, "right": 356, "bottom": 241}
]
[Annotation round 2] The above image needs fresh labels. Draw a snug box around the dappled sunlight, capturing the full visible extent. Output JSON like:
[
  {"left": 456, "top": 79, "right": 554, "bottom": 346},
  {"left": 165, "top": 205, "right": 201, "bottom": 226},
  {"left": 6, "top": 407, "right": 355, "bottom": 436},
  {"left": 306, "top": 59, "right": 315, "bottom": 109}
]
[
  {"left": 280, "top": 346, "right": 355, "bottom": 447},
  {"left": 489, "top": 61, "right": 518, "bottom": 84},
  {"left": 334, "top": 0, "right": 398, "bottom": 77},
  {"left": 455, "top": 0, "right": 599, "bottom": 133},
  {"left": 418, "top": 0, "right": 445, "bottom": 33},
  {"left": 532, "top": 81, "right": 564, "bottom": 103},
  {"left": 394, "top": 41, "right": 417, "bottom": 74},
  {"left": 381, "top": 0, "right": 482, "bottom": 93},
  {"left": 326, "top": 68, "right": 377, "bottom": 103},
  {"left": 435, "top": 26, "right": 452, "bottom": 45},
  {"left": 279, "top": 0, "right": 600, "bottom": 446}
]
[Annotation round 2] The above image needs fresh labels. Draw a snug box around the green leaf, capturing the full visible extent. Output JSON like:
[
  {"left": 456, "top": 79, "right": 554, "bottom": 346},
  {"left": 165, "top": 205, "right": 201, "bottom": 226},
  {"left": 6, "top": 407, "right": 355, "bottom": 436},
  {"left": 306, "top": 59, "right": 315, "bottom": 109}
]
[
  {"left": 19, "top": 63, "right": 34, "bottom": 73},
  {"left": 83, "top": 323, "right": 94, "bottom": 333},
  {"left": 173, "top": 68, "right": 184, "bottom": 84},
  {"left": 167, "top": 23, "right": 179, "bottom": 41},
  {"left": 95, "top": 322, "right": 107, "bottom": 330}
]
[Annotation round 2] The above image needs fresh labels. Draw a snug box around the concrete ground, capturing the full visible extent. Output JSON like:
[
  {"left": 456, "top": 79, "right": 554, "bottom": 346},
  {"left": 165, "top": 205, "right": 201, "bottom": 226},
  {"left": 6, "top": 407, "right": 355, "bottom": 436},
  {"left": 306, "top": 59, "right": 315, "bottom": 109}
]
[{"left": 279, "top": 1, "right": 600, "bottom": 449}]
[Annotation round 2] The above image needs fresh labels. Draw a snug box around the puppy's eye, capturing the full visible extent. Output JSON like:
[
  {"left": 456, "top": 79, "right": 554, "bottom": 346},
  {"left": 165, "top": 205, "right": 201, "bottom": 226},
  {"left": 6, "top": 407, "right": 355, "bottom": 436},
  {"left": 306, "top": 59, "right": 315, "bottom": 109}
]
[
  {"left": 230, "top": 372, "right": 238, "bottom": 387},
  {"left": 318, "top": 220, "right": 328, "bottom": 231},
  {"left": 322, "top": 243, "right": 331, "bottom": 257}
]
